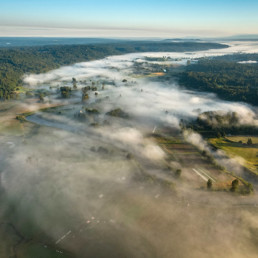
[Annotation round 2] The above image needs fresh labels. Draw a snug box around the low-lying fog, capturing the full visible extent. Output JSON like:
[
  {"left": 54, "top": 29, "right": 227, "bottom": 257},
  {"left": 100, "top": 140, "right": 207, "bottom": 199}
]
[{"left": 1, "top": 41, "right": 258, "bottom": 257}]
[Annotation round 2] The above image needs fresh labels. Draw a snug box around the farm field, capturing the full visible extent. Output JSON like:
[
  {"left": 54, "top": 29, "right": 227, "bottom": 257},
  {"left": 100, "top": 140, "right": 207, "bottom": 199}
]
[
  {"left": 209, "top": 137, "right": 258, "bottom": 175},
  {"left": 153, "top": 133, "right": 238, "bottom": 191}
]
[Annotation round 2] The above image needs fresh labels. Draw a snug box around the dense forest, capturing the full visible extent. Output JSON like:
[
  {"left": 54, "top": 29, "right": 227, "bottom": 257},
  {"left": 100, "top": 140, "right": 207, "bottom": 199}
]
[
  {"left": 178, "top": 54, "right": 258, "bottom": 105},
  {"left": 0, "top": 41, "right": 227, "bottom": 100}
]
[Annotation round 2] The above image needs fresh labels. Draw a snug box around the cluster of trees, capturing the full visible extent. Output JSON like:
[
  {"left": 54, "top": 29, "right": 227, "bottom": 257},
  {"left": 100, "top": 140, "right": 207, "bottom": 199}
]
[
  {"left": 0, "top": 42, "right": 227, "bottom": 100},
  {"left": 60, "top": 86, "right": 72, "bottom": 98},
  {"left": 208, "top": 53, "right": 258, "bottom": 62},
  {"left": 106, "top": 108, "right": 129, "bottom": 119},
  {"left": 207, "top": 178, "right": 253, "bottom": 194},
  {"left": 179, "top": 55, "right": 258, "bottom": 105},
  {"left": 247, "top": 138, "right": 253, "bottom": 145},
  {"left": 197, "top": 111, "right": 240, "bottom": 128},
  {"left": 183, "top": 111, "right": 258, "bottom": 137},
  {"left": 81, "top": 86, "right": 93, "bottom": 101}
]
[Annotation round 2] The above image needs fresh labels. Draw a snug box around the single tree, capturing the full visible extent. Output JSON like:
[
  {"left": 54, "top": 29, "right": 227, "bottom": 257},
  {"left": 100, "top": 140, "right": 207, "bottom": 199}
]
[
  {"left": 175, "top": 169, "right": 182, "bottom": 178},
  {"left": 82, "top": 93, "right": 89, "bottom": 102},
  {"left": 217, "top": 132, "right": 221, "bottom": 138},
  {"left": 39, "top": 93, "right": 44, "bottom": 102},
  {"left": 230, "top": 179, "right": 239, "bottom": 192},
  {"left": 207, "top": 179, "right": 212, "bottom": 189},
  {"left": 247, "top": 138, "right": 253, "bottom": 145},
  {"left": 72, "top": 77, "right": 77, "bottom": 89}
]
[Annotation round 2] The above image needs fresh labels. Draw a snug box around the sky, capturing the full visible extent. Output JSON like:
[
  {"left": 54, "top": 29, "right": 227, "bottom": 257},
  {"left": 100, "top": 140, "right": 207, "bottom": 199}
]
[{"left": 0, "top": 0, "right": 258, "bottom": 38}]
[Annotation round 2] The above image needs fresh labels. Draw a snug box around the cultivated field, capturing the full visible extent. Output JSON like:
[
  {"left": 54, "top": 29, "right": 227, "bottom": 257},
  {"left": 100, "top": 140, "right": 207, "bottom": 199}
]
[
  {"left": 153, "top": 133, "right": 238, "bottom": 191},
  {"left": 209, "top": 137, "right": 258, "bottom": 175}
]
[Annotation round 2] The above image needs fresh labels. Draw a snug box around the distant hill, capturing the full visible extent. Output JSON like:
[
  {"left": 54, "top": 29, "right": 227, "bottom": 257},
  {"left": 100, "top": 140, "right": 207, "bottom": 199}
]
[
  {"left": 210, "top": 34, "right": 258, "bottom": 42},
  {"left": 163, "top": 35, "right": 258, "bottom": 42},
  {"left": 0, "top": 37, "right": 125, "bottom": 48},
  {"left": 162, "top": 38, "right": 201, "bottom": 42},
  {"left": 225, "top": 34, "right": 258, "bottom": 40}
]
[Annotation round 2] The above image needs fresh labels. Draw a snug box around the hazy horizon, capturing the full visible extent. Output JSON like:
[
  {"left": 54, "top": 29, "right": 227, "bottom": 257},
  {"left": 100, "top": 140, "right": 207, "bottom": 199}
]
[{"left": 1, "top": 0, "right": 258, "bottom": 37}]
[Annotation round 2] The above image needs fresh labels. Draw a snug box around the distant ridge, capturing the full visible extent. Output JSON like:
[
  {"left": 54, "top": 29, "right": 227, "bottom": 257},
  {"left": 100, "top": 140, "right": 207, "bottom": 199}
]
[
  {"left": 0, "top": 37, "right": 126, "bottom": 48},
  {"left": 212, "top": 34, "right": 258, "bottom": 41},
  {"left": 163, "top": 35, "right": 258, "bottom": 42},
  {"left": 162, "top": 38, "right": 201, "bottom": 42},
  {"left": 225, "top": 34, "right": 258, "bottom": 40}
]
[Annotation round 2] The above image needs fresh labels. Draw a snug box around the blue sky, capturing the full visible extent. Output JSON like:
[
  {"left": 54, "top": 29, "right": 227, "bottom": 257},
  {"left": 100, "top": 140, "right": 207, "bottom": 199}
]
[{"left": 0, "top": 0, "right": 258, "bottom": 37}]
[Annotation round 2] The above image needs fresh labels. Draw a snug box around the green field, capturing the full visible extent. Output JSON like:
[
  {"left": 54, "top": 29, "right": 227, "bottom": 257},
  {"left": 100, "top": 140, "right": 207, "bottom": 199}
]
[
  {"left": 209, "top": 137, "right": 258, "bottom": 174},
  {"left": 227, "top": 136, "right": 258, "bottom": 144}
]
